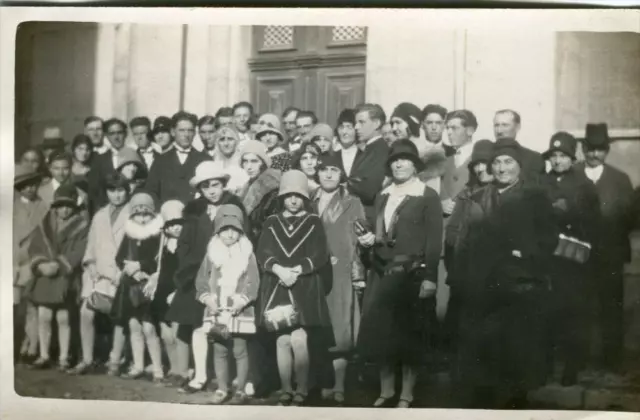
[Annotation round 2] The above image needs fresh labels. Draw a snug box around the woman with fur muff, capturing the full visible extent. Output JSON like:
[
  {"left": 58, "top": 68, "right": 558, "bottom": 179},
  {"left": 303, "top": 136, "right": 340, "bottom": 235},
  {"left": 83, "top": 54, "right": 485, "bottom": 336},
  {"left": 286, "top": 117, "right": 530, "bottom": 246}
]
[
  {"left": 27, "top": 184, "right": 89, "bottom": 370},
  {"left": 311, "top": 153, "right": 367, "bottom": 406},
  {"left": 194, "top": 204, "right": 260, "bottom": 405},
  {"left": 256, "top": 170, "right": 334, "bottom": 407},
  {"left": 389, "top": 102, "right": 448, "bottom": 194},
  {"left": 110, "top": 191, "right": 164, "bottom": 381},
  {"left": 166, "top": 161, "right": 246, "bottom": 392}
]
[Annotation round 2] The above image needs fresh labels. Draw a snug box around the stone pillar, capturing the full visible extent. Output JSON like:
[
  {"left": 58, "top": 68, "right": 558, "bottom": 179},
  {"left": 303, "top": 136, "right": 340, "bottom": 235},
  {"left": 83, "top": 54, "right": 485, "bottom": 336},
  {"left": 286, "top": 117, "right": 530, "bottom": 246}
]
[
  {"left": 182, "top": 25, "right": 211, "bottom": 116},
  {"left": 111, "top": 23, "right": 132, "bottom": 121},
  {"left": 94, "top": 23, "right": 116, "bottom": 118},
  {"left": 464, "top": 31, "right": 556, "bottom": 151}
]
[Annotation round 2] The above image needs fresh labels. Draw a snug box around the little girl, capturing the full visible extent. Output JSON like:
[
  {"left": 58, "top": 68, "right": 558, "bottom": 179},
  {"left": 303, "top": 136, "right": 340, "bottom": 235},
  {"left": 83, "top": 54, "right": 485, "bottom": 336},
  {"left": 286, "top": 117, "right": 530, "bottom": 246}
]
[
  {"left": 195, "top": 204, "right": 259, "bottom": 405},
  {"left": 27, "top": 184, "right": 89, "bottom": 370},
  {"left": 110, "top": 191, "right": 164, "bottom": 381},
  {"left": 147, "top": 200, "right": 185, "bottom": 384}
]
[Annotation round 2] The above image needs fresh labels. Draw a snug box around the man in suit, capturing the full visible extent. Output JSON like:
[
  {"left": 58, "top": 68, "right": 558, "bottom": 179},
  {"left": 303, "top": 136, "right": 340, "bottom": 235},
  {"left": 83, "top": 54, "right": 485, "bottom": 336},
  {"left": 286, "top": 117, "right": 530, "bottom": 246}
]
[
  {"left": 348, "top": 103, "right": 390, "bottom": 225},
  {"left": 145, "top": 111, "right": 211, "bottom": 205},
  {"left": 84, "top": 116, "right": 109, "bottom": 155},
  {"left": 38, "top": 150, "right": 89, "bottom": 217},
  {"left": 232, "top": 102, "right": 254, "bottom": 146},
  {"left": 281, "top": 106, "right": 301, "bottom": 152},
  {"left": 575, "top": 123, "right": 634, "bottom": 372},
  {"left": 493, "top": 109, "right": 545, "bottom": 183},
  {"left": 87, "top": 118, "right": 130, "bottom": 214},
  {"left": 335, "top": 109, "right": 358, "bottom": 177},
  {"left": 441, "top": 110, "right": 478, "bottom": 215},
  {"left": 130, "top": 116, "right": 160, "bottom": 170}
]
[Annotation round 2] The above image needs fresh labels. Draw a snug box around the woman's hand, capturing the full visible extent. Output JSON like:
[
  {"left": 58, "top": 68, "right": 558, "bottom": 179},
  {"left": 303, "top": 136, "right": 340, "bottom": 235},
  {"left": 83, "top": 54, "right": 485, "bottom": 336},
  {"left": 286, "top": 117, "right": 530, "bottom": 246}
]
[
  {"left": 442, "top": 199, "right": 456, "bottom": 216},
  {"left": 204, "top": 295, "right": 218, "bottom": 313},
  {"left": 38, "top": 261, "right": 60, "bottom": 277},
  {"left": 230, "top": 296, "right": 246, "bottom": 315},
  {"left": 143, "top": 273, "right": 159, "bottom": 298},
  {"left": 166, "top": 291, "right": 175, "bottom": 305},
  {"left": 123, "top": 260, "right": 141, "bottom": 276},
  {"left": 418, "top": 280, "right": 437, "bottom": 299},
  {"left": 357, "top": 232, "right": 376, "bottom": 248}
]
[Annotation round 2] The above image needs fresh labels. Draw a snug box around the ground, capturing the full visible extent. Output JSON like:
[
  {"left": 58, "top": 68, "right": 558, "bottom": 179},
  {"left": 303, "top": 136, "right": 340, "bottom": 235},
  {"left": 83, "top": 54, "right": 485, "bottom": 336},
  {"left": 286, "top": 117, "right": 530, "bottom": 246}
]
[{"left": 13, "top": 361, "right": 640, "bottom": 411}]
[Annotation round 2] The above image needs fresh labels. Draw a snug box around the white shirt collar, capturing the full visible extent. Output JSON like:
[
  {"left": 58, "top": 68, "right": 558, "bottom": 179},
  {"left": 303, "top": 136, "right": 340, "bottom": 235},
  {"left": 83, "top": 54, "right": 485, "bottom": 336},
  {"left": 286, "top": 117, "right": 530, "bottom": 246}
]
[
  {"left": 175, "top": 145, "right": 192, "bottom": 154},
  {"left": 20, "top": 196, "right": 31, "bottom": 204},
  {"left": 341, "top": 145, "right": 358, "bottom": 176},
  {"left": 584, "top": 164, "right": 604, "bottom": 183},
  {"left": 366, "top": 135, "right": 382, "bottom": 147},
  {"left": 94, "top": 142, "right": 110, "bottom": 155},
  {"left": 454, "top": 141, "right": 474, "bottom": 168},
  {"left": 51, "top": 178, "right": 61, "bottom": 192}
]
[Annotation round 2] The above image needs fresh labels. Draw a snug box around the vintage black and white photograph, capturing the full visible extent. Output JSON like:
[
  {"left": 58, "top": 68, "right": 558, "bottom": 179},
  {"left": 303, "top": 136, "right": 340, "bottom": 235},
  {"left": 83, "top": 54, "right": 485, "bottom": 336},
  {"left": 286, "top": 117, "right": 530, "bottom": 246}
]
[{"left": 3, "top": 7, "right": 640, "bottom": 418}]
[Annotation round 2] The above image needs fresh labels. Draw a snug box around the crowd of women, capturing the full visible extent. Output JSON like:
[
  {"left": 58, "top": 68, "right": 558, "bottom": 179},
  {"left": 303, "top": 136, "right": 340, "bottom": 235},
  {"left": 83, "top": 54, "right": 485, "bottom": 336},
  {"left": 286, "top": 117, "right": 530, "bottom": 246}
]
[{"left": 13, "top": 101, "right": 640, "bottom": 409}]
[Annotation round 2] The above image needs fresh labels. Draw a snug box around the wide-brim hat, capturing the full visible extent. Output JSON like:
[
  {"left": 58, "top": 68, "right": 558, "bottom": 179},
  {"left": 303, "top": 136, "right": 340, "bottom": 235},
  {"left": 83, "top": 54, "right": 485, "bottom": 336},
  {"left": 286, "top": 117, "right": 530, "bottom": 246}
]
[
  {"left": 14, "top": 164, "right": 43, "bottom": 188},
  {"left": 214, "top": 204, "right": 245, "bottom": 235},
  {"left": 51, "top": 183, "right": 79, "bottom": 209},
  {"left": 278, "top": 169, "right": 310, "bottom": 199},
  {"left": 542, "top": 132, "right": 577, "bottom": 160},
  {"left": 189, "top": 161, "right": 231, "bottom": 188},
  {"left": 386, "top": 138, "right": 425, "bottom": 174},
  {"left": 583, "top": 123, "right": 610, "bottom": 150}
]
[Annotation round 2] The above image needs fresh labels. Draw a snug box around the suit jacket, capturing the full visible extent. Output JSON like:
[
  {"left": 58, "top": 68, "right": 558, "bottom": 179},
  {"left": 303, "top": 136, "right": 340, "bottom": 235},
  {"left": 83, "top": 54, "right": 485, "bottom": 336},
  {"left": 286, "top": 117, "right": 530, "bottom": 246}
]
[
  {"left": 87, "top": 149, "right": 119, "bottom": 215},
  {"left": 519, "top": 145, "right": 546, "bottom": 184},
  {"left": 137, "top": 148, "right": 161, "bottom": 172},
  {"left": 575, "top": 162, "right": 634, "bottom": 266},
  {"left": 441, "top": 155, "right": 471, "bottom": 202},
  {"left": 144, "top": 148, "right": 211, "bottom": 205},
  {"left": 345, "top": 137, "right": 390, "bottom": 225}
]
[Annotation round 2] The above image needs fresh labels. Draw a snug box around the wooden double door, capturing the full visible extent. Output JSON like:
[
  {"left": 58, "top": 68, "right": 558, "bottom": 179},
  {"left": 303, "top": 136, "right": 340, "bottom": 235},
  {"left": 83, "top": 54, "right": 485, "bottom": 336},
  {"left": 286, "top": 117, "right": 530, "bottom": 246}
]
[{"left": 250, "top": 26, "right": 367, "bottom": 125}]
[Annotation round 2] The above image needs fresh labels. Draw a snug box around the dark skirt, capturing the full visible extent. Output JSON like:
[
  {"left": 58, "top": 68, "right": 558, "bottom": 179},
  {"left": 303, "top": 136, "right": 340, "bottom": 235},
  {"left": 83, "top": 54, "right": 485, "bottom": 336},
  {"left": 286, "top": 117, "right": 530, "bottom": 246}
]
[
  {"left": 110, "top": 275, "right": 154, "bottom": 325},
  {"left": 151, "top": 252, "right": 178, "bottom": 324},
  {"left": 165, "top": 286, "right": 205, "bottom": 327},
  {"left": 356, "top": 267, "right": 431, "bottom": 365},
  {"left": 28, "top": 275, "right": 75, "bottom": 308}
]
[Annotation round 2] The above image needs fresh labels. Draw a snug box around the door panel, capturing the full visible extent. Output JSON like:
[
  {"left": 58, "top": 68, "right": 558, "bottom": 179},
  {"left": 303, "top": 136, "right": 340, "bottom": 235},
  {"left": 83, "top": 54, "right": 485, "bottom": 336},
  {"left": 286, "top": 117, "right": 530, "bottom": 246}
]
[
  {"left": 253, "top": 70, "right": 305, "bottom": 117},
  {"left": 318, "top": 66, "right": 366, "bottom": 126}
]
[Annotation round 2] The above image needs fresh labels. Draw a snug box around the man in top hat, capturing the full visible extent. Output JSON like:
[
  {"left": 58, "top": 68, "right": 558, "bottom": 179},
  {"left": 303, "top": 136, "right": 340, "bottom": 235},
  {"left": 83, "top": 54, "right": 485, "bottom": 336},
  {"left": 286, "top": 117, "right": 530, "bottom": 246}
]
[
  {"left": 145, "top": 111, "right": 211, "bottom": 206},
  {"left": 541, "top": 131, "right": 602, "bottom": 385},
  {"left": 575, "top": 122, "right": 634, "bottom": 371},
  {"left": 493, "top": 109, "right": 545, "bottom": 183},
  {"left": 40, "top": 127, "right": 66, "bottom": 163}
]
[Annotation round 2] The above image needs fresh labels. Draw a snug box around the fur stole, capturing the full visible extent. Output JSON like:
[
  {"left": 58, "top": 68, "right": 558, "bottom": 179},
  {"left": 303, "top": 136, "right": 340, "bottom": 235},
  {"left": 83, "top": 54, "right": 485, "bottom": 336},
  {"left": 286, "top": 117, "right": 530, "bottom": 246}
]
[
  {"left": 124, "top": 215, "right": 164, "bottom": 241},
  {"left": 417, "top": 142, "right": 448, "bottom": 181},
  {"left": 207, "top": 235, "right": 254, "bottom": 303},
  {"left": 240, "top": 168, "right": 282, "bottom": 215}
]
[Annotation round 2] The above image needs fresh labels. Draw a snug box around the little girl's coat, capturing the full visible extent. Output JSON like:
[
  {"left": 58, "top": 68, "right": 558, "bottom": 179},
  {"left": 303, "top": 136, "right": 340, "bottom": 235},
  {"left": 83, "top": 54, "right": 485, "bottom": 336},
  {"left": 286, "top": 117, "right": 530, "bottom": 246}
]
[
  {"left": 194, "top": 235, "right": 260, "bottom": 327},
  {"left": 28, "top": 210, "right": 89, "bottom": 306}
]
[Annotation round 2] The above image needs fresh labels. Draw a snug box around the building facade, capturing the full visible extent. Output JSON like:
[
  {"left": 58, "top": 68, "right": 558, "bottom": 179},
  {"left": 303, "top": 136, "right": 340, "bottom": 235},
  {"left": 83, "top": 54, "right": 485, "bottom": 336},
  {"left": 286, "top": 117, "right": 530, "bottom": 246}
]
[{"left": 14, "top": 23, "right": 640, "bottom": 184}]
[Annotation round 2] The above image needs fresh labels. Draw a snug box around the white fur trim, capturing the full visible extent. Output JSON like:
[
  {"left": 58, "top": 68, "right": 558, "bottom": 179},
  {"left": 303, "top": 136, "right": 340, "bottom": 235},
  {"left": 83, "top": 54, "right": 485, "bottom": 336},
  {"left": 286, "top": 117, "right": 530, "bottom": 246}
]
[
  {"left": 206, "top": 235, "right": 253, "bottom": 304},
  {"left": 124, "top": 215, "right": 164, "bottom": 240}
]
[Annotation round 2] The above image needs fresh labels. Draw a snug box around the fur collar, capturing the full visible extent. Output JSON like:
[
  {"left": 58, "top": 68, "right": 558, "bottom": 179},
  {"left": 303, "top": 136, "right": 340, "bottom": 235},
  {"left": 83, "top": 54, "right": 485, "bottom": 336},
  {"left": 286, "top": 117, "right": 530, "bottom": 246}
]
[
  {"left": 125, "top": 215, "right": 164, "bottom": 240},
  {"left": 241, "top": 168, "right": 282, "bottom": 215},
  {"left": 381, "top": 177, "right": 426, "bottom": 197},
  {"left": 207, "top": 235, "right": 254, "bottom": 303},
  {"left": 418, "top": 145, "right": 448, "bottom": 181}
]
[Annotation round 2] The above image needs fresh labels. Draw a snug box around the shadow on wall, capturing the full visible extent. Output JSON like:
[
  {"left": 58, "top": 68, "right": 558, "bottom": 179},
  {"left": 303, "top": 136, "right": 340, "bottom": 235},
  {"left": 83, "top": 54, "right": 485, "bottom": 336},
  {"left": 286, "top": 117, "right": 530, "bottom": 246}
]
[{"left": 14, "top": 21, "right": 98, "bottom": 160}]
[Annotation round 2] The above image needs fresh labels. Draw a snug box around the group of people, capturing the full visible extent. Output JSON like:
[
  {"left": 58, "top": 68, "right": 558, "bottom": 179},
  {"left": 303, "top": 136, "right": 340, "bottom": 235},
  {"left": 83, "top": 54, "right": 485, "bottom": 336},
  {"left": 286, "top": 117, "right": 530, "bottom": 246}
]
[{"left": 13, "top": 100, "right": 640, "bottom": 409}]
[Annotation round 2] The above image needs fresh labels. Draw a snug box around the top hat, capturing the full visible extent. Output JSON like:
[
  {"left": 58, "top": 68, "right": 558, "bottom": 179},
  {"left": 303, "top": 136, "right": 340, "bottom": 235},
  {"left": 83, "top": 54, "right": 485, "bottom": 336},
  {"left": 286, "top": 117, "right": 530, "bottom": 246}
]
[{"left": 583, "top": 123, "right": 610, "bottom": 150}]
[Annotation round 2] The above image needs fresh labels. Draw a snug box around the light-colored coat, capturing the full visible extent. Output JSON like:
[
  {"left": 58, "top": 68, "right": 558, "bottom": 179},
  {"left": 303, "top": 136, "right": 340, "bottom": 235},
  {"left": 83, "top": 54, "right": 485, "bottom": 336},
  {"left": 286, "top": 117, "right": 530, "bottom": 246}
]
[
  {"left": 13, "top": 195, "right": 49, "bottom": 304},
  {"left": 81, "top": 203, "right": 131, "bottom": 299}
]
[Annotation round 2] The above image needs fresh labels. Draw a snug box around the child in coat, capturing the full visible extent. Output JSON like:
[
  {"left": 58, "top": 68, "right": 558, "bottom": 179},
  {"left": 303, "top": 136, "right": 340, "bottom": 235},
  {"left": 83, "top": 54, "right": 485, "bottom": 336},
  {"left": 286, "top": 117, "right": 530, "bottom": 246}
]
[
  {"left": 111, "top": 191, "right": 164, "bottom": 381},
  {"left": 13, "top": 164, "right": 49, "bottom": 363},
  {"left": 27, "top": 184, "right": 89, "bottom": 370},
  {"left": 146, "top": 200, "right": 185, "bottom": 382},
  {"left": 195, "top": 204, "right": 260, "bottom": 405}
]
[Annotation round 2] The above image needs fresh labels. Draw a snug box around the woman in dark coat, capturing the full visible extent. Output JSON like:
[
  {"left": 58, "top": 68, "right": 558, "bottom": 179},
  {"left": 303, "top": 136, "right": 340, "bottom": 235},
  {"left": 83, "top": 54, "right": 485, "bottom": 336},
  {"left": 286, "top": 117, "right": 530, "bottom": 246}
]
[
  {"left": 541, "top": 132, "right": 601, "bottom": 385},
  {"left": 165, "top": 161, "right": 246, "bottom": 391},
  {"left": 356, "top": 139, "right": 443, "bottom": 408},
  {"left": 256, "top": 170, "right": 333, "bottom": 407},
  {"left": 454, "top": 139, "right": 558, "bottom": 409}
]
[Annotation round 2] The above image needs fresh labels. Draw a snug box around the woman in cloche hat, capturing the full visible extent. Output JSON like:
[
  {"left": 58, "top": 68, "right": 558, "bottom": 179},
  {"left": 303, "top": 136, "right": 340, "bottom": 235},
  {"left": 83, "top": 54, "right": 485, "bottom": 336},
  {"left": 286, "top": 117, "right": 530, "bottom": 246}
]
[
  {"left": 255, "top": 170, "right": 334, "bottom": 407},
  {"left": 356, "top": 139, "right": 443, "bottom": 408},
  {"left": 256, "top": 113, "right": 291, "bottom": 172}
]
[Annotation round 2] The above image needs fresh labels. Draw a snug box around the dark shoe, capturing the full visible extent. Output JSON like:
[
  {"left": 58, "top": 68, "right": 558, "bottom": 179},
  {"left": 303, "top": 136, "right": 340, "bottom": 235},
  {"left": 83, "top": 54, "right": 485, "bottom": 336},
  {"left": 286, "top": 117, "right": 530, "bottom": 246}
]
[
  {"left": 179, "top": 379, "right": 206, "bottom": 394},
  {"left": 277, "top": 391, "right": 294, "bottom": 406},
  {"left": 67, "top": 361, "right": 97, "bottom": 376},
  {"left": 29, "top": 358, "right": 51, "bottom": 370},
  {"left": 373, "top": 395, "right": 396, "bottom": 408},
  {"left": 290, "top": 393, "right": 308, "bottom": 407},
  {"left": 20, "top": 354, "right": 38, "bottom": 365}
]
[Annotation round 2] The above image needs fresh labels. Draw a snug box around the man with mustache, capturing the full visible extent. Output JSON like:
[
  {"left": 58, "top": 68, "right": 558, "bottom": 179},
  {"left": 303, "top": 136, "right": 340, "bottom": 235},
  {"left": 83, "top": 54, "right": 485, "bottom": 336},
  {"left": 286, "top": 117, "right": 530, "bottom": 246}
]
[{"left": 574, "top": 123, "right": 634, "bottom": 373}]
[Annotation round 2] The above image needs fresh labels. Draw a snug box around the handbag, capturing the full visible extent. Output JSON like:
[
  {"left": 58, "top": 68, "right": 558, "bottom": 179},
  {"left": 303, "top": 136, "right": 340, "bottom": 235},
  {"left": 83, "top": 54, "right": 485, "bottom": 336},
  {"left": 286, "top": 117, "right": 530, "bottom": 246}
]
[
  {"left": 263, "top": 284, "right": 299, "bottom": 332},
  {"left": 205, "top": 310, "right": 256, "bottom": 342},
  {"left": 553, "top": 233, "right": 591, "bottom": 264},
  {"left": 86, "top": 290, "right": 114, "bottom": 314}
]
